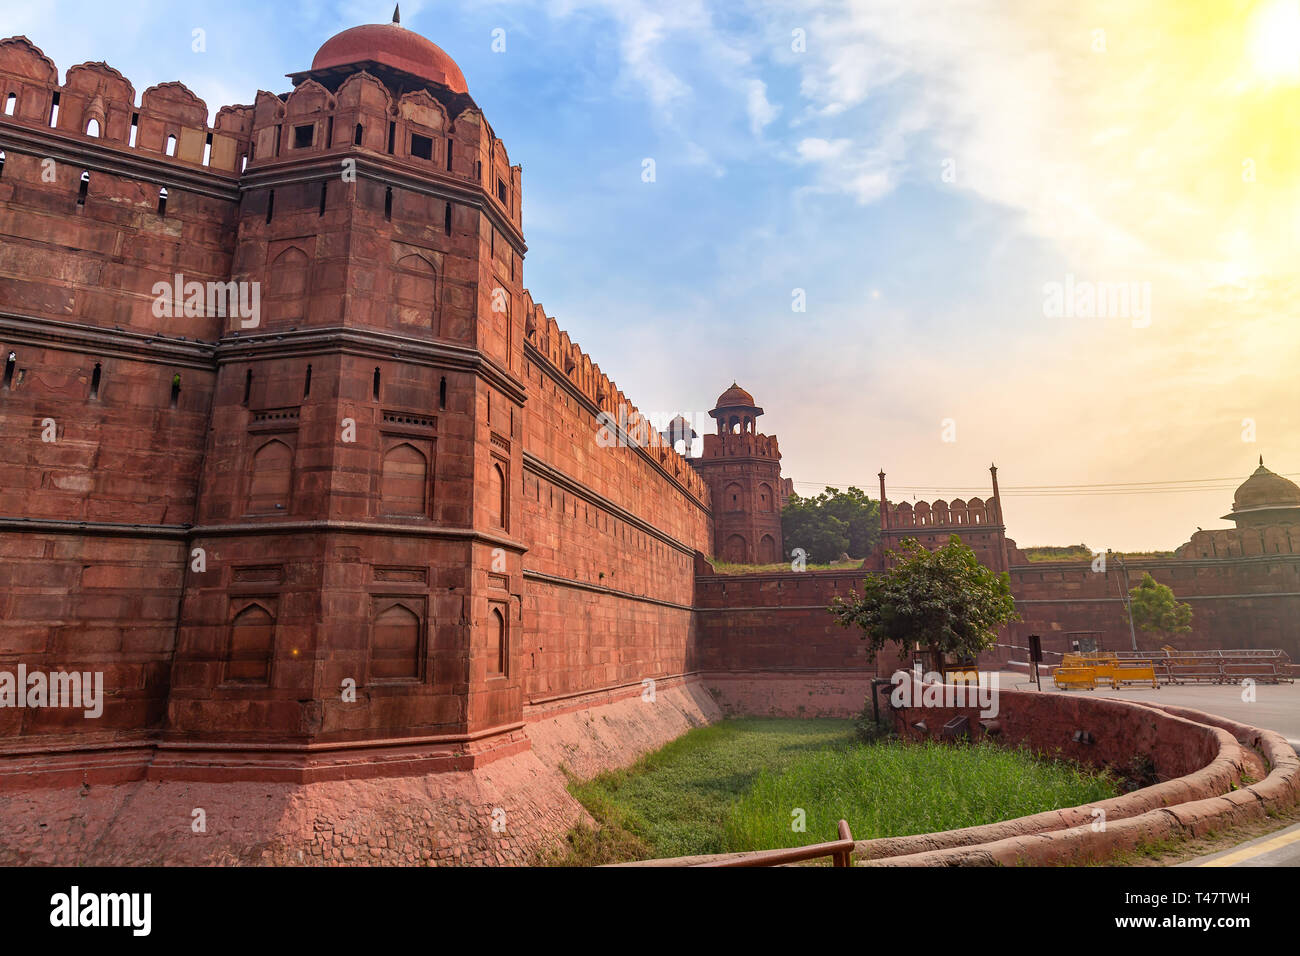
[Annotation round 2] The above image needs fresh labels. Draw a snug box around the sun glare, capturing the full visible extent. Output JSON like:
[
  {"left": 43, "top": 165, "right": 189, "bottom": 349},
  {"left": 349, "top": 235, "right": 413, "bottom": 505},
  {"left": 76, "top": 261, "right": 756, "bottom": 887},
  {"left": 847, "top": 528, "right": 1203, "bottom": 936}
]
[{"left": 1248, "top": 0, "right": 1300, "bottom": 82}]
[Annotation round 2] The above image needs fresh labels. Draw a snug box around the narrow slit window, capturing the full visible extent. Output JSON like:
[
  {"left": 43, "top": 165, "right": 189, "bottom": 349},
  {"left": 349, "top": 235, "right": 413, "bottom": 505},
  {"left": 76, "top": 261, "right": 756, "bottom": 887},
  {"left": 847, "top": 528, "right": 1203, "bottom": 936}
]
[
  {"left": 165, "top": 134, "right": 177, "bottom": 157},
  {"left": 274, "top": 125, "right": 281, "bottom": 156},
  {"left": 3, "top": 93, "right": 15, "bottom": 116},
  {"left": 304, "top": 364, "right": 312, "bottom": 397},
  {"left": 387, "top": 121, "right": 395, "bottom": 154},
  {"left": 318, "top": 181, "right": 327, "bottom": 216},
  {"left": 85, "top": 118, "right": 101, "bottom": 137},
  {"left": 0, "top": 150, "right": 5, "bottom": 178},
  {"left": 354, "top": 123, "right": 363, "bottom": 146},
  {"left": 77, "top": 170, "right": 89, "bottom": 205},
  {"left": 445, "top": 137, "right": 453, "bottom": 170},
  {"left": 240, "top": 154, "right": 248, "bottom": 172},
  {"left": 243, "top": 369, "right": 252, "bottom": 405},
  {"left": 129, "top": 112, "right": 138, "bottom": 147},
  {"left": 90, "top": 362, "right": 101, "bottom": 400},
  {"left": 372, "top": 367, "right": 381, "bottom": 400},
  {"left": 384, "top": 186, "right": 392, "bottom": 221},
  {"left": 48, "top": 91, "right": 59, "bottom": 128},
  {"left": 439, "top": 376, "right": 447, "bottom": 409},
  {"left": 170, "top": 373, "right": 181, "bottom": 408},
  {"left": 157, "top": 188, "right": 168, "bottom": 216},
  {"left": 3, "top": 352, "right": 15, "bottom": 389},
  {"left": 444, "top": 202, "right": 451, "bottom": 236},
  {"left": 497, "top": 178, "right": 508, "bottom": 206},
  {"left": 266, "top": 188, "right": 275, "bottom": 223},
  {"left": 202, "top": 132, "right": 212, "bottom": 166},
  {"left": 326, "top": 116, "right": 334, "bottom": 147}
]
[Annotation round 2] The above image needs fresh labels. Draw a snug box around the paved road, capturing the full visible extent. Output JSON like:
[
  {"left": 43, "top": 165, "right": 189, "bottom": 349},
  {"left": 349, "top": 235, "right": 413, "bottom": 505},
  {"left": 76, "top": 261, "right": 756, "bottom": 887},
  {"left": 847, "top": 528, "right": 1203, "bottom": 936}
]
[
  {"left": 1178, "top": 823, "right": 1300, "bottom": 867},
  {"left": 994, "top": 671, "right": 1300, "bottom": 751}
]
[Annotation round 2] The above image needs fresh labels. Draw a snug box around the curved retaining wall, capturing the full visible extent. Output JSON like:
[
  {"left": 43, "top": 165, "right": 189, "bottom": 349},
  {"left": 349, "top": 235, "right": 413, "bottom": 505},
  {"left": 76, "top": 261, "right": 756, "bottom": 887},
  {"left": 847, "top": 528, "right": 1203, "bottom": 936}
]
[
  {"left": 856, "top": 685, "right": 1298, "bottom": 865},
  {"left": 621, "top": 681, "right": 1299, "bottom": 867}
]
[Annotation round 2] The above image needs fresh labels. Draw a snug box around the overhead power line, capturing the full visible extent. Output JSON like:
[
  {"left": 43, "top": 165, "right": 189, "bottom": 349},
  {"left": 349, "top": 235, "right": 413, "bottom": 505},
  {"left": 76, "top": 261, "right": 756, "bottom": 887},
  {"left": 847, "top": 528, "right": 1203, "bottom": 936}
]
[{"left": 788, "top": 470, "right": 1300, "bottom": 498}]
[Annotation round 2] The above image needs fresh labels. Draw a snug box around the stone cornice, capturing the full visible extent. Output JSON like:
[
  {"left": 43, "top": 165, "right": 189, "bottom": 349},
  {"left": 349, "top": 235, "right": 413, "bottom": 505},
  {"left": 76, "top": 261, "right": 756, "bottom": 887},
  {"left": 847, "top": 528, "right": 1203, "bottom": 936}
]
[
  {"left": 217, "top": 326, "right": 527, "bottom": 405},
  {"left": 0, "top": 312, "right": 217, "bottom": 370},
  {"left": 239, "top": 153, "right": 527, "bottom": 257},
  {"left": 0, "top": 516, "right": 528, "bottom": 553},
  {"left": 189, "top": 521, "right": 526, "bottom": 552},
  {"left": 0, "top": 120, "right": 241, "bottom": 201},
  {"left": 522, "top": 450, "right": 702, "bottom": 559},
  {"left": 0, "top": 518, "right": 190, "bottom": 538},
  {"left": 523, "top": 340, "right": 711, "bottom": 515},
  {"left": 521, "top": 569, "right": 694, "bottom": 612}
]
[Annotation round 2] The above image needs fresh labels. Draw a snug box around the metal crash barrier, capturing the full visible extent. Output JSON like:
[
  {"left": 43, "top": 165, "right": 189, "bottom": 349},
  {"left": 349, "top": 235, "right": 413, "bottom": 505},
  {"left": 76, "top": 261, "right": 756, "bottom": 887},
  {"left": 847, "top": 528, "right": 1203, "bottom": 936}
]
[{"left": 1052, "top": 648, "right": 1293, "bottom": 689}]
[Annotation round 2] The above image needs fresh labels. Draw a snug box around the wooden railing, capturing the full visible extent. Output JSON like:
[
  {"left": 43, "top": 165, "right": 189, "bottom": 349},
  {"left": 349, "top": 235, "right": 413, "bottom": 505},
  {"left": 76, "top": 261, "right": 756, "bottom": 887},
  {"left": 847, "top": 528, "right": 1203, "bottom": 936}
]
[{"left": 610, "top": 820, "right": 855, "bottom": 867}]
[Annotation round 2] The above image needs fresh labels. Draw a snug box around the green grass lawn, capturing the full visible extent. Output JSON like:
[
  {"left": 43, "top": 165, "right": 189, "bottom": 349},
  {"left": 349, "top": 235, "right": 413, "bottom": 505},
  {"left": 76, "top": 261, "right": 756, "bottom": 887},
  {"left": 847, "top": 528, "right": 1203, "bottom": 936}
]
[{"left": 542, "top": 718, "right": 1117, "bottom": 865}]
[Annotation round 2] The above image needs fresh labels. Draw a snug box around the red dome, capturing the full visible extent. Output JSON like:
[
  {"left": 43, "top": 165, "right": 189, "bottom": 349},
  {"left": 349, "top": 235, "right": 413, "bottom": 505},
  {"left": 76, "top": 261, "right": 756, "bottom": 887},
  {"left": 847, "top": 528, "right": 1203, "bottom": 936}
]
[
  {"left": 715, "top": 383, "right": 757, "bottom": 408},
  {"left": 312, "top": 23, "right": 467, "bottom": 94}
]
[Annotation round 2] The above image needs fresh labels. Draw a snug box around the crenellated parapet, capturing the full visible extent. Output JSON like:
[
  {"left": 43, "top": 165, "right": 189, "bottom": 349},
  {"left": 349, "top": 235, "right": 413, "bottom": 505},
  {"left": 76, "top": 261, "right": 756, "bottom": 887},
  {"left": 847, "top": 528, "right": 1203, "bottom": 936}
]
[
  {"left": 520, "top": 289, "right": 709, "bottom": 504},
  {"left": 244, "top": 66, "right": 522, "bottom": 236},
  {"left": 1176, "top": 526, "right": 1300, "bottom": 559},
  {"left": 0, "top": 36, "right": 251, "bottom": 174},
  {"left": 699, "top": 431, "right": 781, "bottom": 460},
  {"left": 883, "top": 495, "right": 1003, "bottom": 530}
]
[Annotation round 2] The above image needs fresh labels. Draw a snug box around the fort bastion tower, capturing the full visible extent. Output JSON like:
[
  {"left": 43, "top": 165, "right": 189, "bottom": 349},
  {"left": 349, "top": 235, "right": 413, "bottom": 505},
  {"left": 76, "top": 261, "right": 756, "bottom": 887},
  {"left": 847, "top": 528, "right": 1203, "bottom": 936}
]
[
  {"left": 0, "top": 17, "right": 532, "bottom": 779},
  {"left": 0, "top": 10, "right": 714, "bottom": 814},
  {"left": 689, "top": 384, "right": 788, "bottom": 564},
  {"left": 160, "top": 18, "right": 531, "bottom": 771}
]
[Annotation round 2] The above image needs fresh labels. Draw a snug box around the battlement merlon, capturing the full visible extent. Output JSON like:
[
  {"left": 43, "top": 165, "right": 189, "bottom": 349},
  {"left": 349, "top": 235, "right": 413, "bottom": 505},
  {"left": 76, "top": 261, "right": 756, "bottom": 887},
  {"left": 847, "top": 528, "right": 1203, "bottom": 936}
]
[
  {"left": 0, "top": 37, "right": 252, "bottom": 177},
  {"left": 520, "top": 289, "right": 710, "bottom": 507}
]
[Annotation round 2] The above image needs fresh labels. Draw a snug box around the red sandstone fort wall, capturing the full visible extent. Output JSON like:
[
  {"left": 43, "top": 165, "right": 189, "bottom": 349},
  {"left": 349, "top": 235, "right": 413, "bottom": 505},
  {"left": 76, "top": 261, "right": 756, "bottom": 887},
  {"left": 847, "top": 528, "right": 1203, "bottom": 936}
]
[
  {"left": 694, "top": 552, "right": 1300, "bottom": 686},
  {"left": 1006, "top": 556, "right": 1300, "bottom": 662},
  {"left": 519, "top": 301, "right": 711, "bottom": 703},
  {"left": 0, "top": 39, "right": 246, "bottom": 743}
]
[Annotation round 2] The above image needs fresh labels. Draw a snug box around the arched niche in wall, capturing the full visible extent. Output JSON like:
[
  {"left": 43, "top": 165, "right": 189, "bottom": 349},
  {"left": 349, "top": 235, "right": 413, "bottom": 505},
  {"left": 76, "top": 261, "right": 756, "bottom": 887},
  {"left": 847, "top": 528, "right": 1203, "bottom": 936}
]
[
  {"left": 389, "top": 252, "right": 437, "bottom": 331},
  {"left": 370, "top": 601, "right": 422, "bottom": 681},
  {"left": 263, "top": 245, "right": 311, "bottom": 327},
  {"left": 226, "top": 603, "right": 275, "bottom": 683},
  {"left": 381, "top": 442, "right": 428, "bottom": 516},
  {"left": 246, "top": 438, "right": 293, "bottom": 514}
]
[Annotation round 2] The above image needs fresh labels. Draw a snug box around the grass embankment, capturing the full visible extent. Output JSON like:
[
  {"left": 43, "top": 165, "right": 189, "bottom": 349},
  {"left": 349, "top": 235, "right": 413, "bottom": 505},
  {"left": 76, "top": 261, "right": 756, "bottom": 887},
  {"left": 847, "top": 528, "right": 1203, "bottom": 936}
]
[
  {"left": 1021, "top": 544, "right": 1175, "bottom": 562},
  {"left": 542, "top": 718, "right": 1117, "bottom": 866}
]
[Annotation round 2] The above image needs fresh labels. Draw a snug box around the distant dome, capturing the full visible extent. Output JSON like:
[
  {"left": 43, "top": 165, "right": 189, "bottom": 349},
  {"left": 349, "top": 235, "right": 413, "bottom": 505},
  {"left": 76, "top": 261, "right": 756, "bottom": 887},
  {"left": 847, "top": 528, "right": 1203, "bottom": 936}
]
[
  {"left": 1233, "top": 459, "right": 1300, "bottom": 511},
  {"left": 715, "top": 383, "right": 756, "bottom": 408},
  {"left": 312, "top": 22, "right": 468, "bottom": 94}
]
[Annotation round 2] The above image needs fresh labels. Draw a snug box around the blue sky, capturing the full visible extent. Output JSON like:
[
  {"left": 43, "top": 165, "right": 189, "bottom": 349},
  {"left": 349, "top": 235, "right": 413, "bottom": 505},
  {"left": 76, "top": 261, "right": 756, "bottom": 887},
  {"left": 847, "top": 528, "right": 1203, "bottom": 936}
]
[{"left": 7, "top": 0, "right": 1298, "bottom": 550}]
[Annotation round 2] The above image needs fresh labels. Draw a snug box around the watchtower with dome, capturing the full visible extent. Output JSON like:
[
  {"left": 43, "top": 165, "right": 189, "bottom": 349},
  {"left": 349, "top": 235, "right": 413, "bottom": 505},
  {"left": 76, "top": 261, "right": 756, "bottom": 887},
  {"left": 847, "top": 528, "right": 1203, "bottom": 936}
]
[{"left": 689, "top": 383, "right": 789, "bottom": 564}]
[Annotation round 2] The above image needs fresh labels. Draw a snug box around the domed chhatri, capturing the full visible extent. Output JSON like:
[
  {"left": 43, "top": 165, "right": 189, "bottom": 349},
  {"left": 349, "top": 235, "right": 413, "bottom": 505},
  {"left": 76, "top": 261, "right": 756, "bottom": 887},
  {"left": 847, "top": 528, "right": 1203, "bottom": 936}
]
[
  {"left": 715, "top": 382, "right": 756, "bottom": 409},
  {"left": 311, "top": 8, "right": 468, "bottom": 94},
  {"left": 1223, "top": 457, "right": 1300, "bottom": 527},
  {"left": 709, "top": 382, "right": 765, "bottom": 436}
]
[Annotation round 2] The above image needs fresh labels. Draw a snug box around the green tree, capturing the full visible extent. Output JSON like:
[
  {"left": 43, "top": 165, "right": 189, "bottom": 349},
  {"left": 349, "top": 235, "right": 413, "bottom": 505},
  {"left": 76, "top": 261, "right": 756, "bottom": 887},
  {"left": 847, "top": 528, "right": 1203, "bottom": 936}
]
[
  {"left": 831, "top": 535, "right": 1019, "bottom": 673},
  {"left": 1127, "top": 572, "right": 1192, "bottom": 641},
  {"left": 781, "top": 486, "right": 880, "bottom": 563}
]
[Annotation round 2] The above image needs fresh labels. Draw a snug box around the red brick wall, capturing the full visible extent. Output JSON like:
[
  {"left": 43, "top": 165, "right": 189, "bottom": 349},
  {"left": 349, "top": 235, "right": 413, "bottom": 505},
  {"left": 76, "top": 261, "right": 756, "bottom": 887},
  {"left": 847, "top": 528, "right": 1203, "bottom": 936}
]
[
  {"left": 695, "top": 555, "right": 1300, "bottom": 678},
  {"left": 0, "top": 41, "right": 244, "bottom": 743},
  {"left": 519, "top": 330, "right": 711, "bottom": 702},
  {"left": 1006, "top": 557, "right": 1300, "bottom": 662}
]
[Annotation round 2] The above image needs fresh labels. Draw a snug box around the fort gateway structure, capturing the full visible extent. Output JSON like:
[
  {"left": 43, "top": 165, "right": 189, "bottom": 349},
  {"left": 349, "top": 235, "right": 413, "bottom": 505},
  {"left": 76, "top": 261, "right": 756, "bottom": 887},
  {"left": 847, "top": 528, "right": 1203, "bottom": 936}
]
[{"left": 0, "top": 20, "right": 1297, "bottom": 864}]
